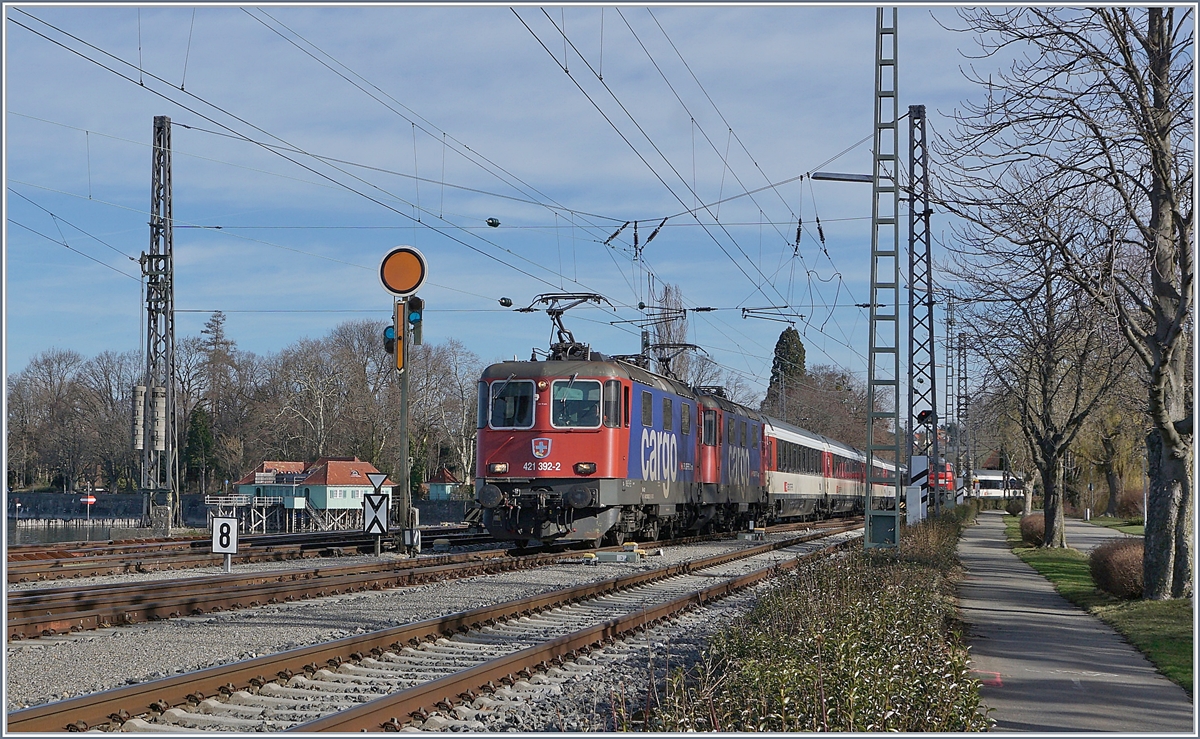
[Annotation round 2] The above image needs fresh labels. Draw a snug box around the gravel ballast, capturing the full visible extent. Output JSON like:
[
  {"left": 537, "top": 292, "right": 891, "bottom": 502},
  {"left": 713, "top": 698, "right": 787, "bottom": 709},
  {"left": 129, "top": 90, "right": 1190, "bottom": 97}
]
[{"left": 5, "top": 534, "right": 819, "bottom": 713}]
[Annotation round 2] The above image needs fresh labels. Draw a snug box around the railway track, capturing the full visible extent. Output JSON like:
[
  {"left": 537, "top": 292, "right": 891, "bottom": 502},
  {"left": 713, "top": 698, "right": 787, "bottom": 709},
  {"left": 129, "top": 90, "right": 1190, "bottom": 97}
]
[
  {"left": 7, "top": 522, "right": 856, "bottom": 640},
  {"left": 6, "top": 524, "right": 860, "bottom": 732},
  {"left": 7, "top": 546, "right": 549, "bottom": 641},
  {"left": 6, "top": 527, "right": 491, "bottom": 583}
]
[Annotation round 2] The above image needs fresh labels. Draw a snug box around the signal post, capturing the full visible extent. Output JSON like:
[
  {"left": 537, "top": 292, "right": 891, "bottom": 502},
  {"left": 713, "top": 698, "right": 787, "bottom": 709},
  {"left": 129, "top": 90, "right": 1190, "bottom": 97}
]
[{"left": 380, "top": 246, "right": 427, "bottom": 555}]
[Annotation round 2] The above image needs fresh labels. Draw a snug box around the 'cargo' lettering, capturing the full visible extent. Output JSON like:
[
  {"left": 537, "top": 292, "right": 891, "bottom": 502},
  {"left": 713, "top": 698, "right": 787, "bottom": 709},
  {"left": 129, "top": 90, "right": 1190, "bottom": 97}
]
[{"left": 641, "top": 428, "right": 678, "bottom": 482}]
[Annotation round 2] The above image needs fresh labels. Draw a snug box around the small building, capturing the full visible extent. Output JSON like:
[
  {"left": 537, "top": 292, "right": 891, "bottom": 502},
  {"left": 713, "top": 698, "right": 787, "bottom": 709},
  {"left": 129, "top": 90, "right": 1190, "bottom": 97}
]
[
  {"left": 228, "top": 457, "right": 393, "bottom": 532},
  {"left": 426, "top": 467, "right": 463, "bottom": 501},
  {"left": 297, "top": 457, "right": 394, "bottom": 510}
]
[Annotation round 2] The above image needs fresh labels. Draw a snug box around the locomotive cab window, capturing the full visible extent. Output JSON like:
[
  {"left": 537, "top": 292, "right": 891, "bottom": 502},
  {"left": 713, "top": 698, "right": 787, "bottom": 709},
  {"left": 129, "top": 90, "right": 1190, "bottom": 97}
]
[
  {"left": 551, "top": 379, "right": 602, "bottom": 428},
  {"left": 489, "top": 379, "right": 535, "bottom": 429},
  {"left": 603, "top": 380, "right": 621, "bottom": 428}
]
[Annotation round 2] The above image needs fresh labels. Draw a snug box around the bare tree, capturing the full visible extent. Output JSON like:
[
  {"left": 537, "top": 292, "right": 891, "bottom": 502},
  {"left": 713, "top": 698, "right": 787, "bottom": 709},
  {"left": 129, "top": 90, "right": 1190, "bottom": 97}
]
[
  {"left": 329, "top": 319, "right": 397, "bottom": 469},
  {"left": 77, "top": 350, "right": 141, "bottom": 491},
  {"left": 938, "top": 7, "right": 1193, "bottom": 595},
  {"left": 949, "top": 213, "right": 1131, "bottom": 547},
  {"left": 432, "top": 339, "right": 484, "bottom": 479},
  {"left": 273, "top": 338, "right": 344, "bottom": 461},
  {"left": 20, "top": 349, "right": 87, "bottom": 492},
  {"left": 1074, "top": 372, "right": 1147, "bottom": 518}
]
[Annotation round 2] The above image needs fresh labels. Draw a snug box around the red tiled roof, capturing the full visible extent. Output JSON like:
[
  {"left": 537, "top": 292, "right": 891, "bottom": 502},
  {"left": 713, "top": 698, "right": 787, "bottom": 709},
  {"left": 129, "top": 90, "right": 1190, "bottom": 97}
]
[
  {"left": 427, "top": 467, "right": 462, "bottom": 484},
  {"left": 234, "top": 460, "right": 307, "bottom": 486},
  {"left": 301, "top": 458, "right": 393, "bottom": 488}
]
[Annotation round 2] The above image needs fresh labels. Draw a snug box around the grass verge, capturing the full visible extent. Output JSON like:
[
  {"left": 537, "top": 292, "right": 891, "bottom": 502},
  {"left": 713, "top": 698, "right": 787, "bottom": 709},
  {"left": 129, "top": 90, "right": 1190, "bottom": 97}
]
[
  {"left": 646, "top": 505, "right": 991, "bottom": 732},
  {"left": 1002, "top": 515, "right": 1192, "bottom": 695},
  {"left": 1087, "top": 516, "right": 1145, "bottom": 536}
]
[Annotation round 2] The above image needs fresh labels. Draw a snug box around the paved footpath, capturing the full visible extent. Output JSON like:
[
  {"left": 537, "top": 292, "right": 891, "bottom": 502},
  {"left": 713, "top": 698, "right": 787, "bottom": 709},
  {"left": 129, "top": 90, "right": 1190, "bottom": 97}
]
[{"left": 957, "top": 510, "right": 1194, "bottom": 733}]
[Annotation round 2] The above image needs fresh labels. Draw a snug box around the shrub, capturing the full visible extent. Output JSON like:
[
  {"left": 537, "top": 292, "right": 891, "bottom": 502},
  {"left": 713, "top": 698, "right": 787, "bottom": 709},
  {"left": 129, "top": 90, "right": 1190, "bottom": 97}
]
[
  {"left": 1090, "top": 538, "right": 1144, "bottom": 599},
  {"left": 651, "top": 551, "right": 990, "bottom": 732},
  {"left": 1117, "top": 489, "right": 1144, "bottom": 518},
  {"left": 651, "top": 511, "right": 991, "bottom": 733},
  {"left": 1019, "top": 514, "right": 1045, "bottom": 546},
  {"left": 1005, "top": 499, "right": 1023, "bottom": 516}
]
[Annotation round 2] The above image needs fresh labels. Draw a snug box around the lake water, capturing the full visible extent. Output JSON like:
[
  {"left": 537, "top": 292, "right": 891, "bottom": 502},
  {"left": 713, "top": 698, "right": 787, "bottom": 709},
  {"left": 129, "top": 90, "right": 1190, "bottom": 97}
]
[{"left": 6, "top": 520, "right": 126, "bottom": 546}]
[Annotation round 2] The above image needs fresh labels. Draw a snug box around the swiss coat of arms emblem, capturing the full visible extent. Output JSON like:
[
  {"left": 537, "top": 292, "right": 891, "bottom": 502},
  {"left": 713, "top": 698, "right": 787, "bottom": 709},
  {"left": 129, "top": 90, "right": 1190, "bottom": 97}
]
[{"left": 532, "top": 438, "right": 552, "bottom": 459}]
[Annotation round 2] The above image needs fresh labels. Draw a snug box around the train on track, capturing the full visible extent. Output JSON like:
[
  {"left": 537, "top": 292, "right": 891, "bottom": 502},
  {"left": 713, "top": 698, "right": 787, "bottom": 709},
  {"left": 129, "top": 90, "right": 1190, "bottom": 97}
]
[{"left": 475, "top": 294, "right": 900, "bottom": 546}]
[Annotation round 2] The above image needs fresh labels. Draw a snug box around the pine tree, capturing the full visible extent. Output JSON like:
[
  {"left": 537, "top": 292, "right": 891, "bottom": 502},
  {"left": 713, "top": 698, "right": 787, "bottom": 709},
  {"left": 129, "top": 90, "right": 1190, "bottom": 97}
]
[{"left": 763, "top": 327, "right": 806, "bottom": 420}]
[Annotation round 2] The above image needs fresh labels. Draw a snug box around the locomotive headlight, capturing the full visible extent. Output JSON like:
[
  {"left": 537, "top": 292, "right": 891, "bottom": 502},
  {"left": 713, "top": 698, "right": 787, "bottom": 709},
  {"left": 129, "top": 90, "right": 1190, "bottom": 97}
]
[
  {"left": 537, "top": 380, "right": 548, "bottom": 390},
  {"left": 478, "top": 484, "right": 504, "bottom": 508},
  {"left": 487, "top": 462, "right": 509, "bottom": 474},
  {"left": 573, "top": 462, "right": 597, "bottom": 475},
  {"left": 565, "top": 485, "right": 592, "bottom": 509}
]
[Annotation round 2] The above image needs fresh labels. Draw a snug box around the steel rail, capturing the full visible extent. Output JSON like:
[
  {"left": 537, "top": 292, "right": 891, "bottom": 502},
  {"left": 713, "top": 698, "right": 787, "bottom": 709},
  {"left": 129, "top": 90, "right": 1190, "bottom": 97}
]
[
  {"left": 295, "top": 536, "right": 855, "bottom": 732},
  {"left": 6, "top": 528, "right": 487, "bottom": 583},
  {"left": 5, "top": 525, "right": 857, "bottom": 733},
  {"left": 7, "top": 532, "right": 727, "bottom": 638},
  {"left": 6, "top": 549, "right": 544, "bottom": 640}
]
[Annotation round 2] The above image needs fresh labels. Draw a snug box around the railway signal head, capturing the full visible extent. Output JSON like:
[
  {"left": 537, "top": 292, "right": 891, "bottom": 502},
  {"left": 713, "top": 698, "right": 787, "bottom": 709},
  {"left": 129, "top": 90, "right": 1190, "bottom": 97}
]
[
  {"left": 917, "top": 409, "right": 934, "bottom": 426},
  {"left": 407, "top": 296, "right": 424, "bottom": 346},
  {"left": 383, "top": 325, "right": 396, "bottom": 355}
]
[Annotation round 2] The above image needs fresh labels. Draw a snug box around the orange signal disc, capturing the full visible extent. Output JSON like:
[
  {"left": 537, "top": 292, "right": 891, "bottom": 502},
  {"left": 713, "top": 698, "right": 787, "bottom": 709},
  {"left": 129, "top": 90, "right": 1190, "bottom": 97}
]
[{"left": 379, "top": 246, "right": 427, "bottom": 296}]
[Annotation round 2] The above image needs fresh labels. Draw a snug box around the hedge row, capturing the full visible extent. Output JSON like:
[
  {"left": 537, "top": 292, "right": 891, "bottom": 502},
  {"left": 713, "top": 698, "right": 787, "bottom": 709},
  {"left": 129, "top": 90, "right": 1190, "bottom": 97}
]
[{"left": 650, "top": 506, "right": 990, "bottom": 732}]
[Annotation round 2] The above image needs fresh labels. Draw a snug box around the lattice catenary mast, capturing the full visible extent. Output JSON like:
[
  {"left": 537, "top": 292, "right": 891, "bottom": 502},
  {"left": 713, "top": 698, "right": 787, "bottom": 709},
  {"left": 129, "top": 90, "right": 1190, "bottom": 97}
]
[
  {"left": 906, "top": 103, "right": 940, "bottom": 516},
  {"left": 133, "top": 115, "right": 178, "bottom": 525},
  {"left": 864, "top": 7, "right": 902, "bottom": 548}
]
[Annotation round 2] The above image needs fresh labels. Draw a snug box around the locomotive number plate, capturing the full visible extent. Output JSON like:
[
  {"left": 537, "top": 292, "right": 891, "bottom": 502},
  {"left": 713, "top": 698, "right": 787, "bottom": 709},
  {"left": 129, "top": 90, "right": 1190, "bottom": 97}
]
[{"left": 523, "top": 461, "right": 562, "bottom": 471}]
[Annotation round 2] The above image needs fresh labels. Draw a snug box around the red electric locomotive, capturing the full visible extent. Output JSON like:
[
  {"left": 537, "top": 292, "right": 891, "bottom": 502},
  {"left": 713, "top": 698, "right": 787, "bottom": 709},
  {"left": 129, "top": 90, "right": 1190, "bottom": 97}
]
[
  {"left": 475, "top": 293, "right": 898, "bottom": 546},
  {"left": 475, "top": 353, "right": 768, "bottom": 546}
]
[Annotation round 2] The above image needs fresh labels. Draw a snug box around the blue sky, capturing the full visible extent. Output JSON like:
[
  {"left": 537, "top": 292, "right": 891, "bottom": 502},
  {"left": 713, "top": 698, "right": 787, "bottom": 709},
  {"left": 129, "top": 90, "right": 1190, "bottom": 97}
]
[{"left": 4, "top": 3, "right": 981, "bottom": 398}]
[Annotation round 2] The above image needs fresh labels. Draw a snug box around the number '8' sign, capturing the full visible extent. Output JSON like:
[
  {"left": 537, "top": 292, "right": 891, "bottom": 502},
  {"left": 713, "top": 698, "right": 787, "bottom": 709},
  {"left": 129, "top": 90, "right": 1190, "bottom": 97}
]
[{"left": 212, "top": 517, "right": 239, "bottom": 554}]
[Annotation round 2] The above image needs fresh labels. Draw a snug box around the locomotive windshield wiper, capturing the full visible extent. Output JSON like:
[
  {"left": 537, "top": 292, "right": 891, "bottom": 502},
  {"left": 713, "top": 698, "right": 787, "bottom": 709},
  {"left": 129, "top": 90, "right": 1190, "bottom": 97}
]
[{"left": 493, "top": 373, "right": 516, "bottom": 398}]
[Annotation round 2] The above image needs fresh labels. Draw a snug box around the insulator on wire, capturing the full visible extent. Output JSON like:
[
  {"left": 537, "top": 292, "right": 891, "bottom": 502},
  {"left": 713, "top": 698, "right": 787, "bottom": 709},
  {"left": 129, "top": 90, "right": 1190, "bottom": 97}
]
[
  {"left": 645, "top": 217, "right": 668, "bottom": 245},
  {"left": 132, "top": 385, "right": 146, "bottom": 451},
  {"left": 604, "top": 221, "right": 630, "bottom": 246}
]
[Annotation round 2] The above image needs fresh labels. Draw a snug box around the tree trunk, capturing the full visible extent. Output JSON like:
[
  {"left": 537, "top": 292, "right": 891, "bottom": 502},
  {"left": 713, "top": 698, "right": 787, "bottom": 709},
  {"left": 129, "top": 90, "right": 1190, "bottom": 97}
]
[
  {"left": 1144, "top": 428, "right": 1194, "bottom": 599},
  {"left": 1022, "top": 478, "right": 1034, "bottom": 517},
  {"left": 1042, "top": 457, "right": 1067, "bottom": 548},
  {"left": 1100, "top": 434, "right": 1123, "bottom": 518}
]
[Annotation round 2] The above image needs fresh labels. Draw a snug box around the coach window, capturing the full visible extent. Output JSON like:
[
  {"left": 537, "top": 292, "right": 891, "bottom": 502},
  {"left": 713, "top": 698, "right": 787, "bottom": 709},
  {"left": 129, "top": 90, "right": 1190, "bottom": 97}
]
[
  {"left": 680, "top": 403, "right": 691, "bottom": 436},
  {"left": 662, "top": 398, "right": 673, "bottom": 432},
  {"left": 702, "top": 409, "right": 717, "bottom": 446},
  {"left": 490, "top": 379, "right": 535, "bottom": 429},
  {"left": 641, "top": 391, "right": 654, "bottom": 427},
  {"left": 603, "top": 380, "right": 621, "bottom": 428},
  {"left": 552, "top": 379, "right": 602, "bottom": 428}
]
